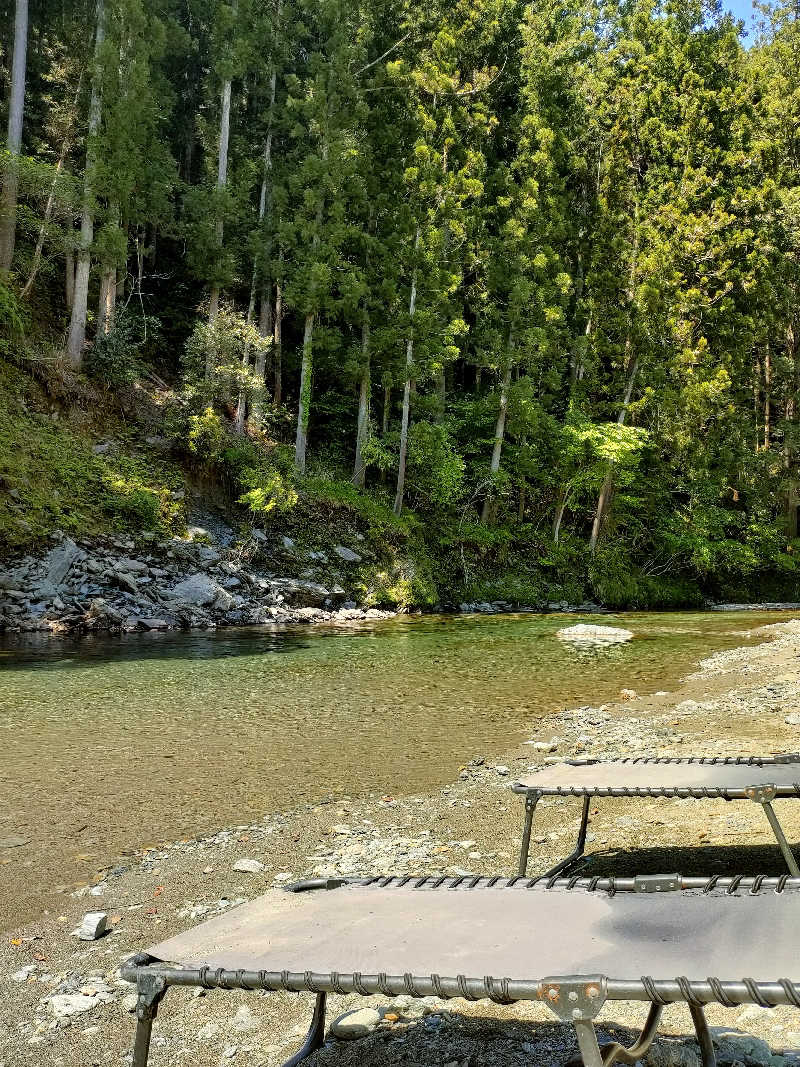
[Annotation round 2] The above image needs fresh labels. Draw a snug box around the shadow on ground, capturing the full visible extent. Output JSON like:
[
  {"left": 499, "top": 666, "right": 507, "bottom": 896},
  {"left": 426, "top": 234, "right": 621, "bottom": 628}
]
[
  {"left": 303, "top": 1014, "right": 703, "bottom": 1067},
  {"left": 576, "top": 841, "right": 800, "bottom": 878}
]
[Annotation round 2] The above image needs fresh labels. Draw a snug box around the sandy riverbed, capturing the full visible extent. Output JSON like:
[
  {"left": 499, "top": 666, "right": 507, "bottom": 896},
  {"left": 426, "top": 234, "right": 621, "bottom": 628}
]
[{"left": 3, "top": 619, "right": 800, "bottom": 1067}]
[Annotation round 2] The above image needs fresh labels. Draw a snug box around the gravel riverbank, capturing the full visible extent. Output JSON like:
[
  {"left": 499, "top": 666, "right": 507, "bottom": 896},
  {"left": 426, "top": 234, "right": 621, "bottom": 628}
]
[{"left": 3, "top": 620, "right": 800, "bottom": 1067}]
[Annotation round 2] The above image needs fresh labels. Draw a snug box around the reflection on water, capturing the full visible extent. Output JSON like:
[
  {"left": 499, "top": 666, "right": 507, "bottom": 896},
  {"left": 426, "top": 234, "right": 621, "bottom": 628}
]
[{"left": 0, "top": 611, "right": 785, "bottom": 929}]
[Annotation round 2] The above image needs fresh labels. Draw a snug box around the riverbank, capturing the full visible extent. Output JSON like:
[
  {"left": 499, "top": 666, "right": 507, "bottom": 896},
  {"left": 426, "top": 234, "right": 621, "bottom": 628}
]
[{"left": 3, "top": 620, "right": 800, "bottom": 1066}]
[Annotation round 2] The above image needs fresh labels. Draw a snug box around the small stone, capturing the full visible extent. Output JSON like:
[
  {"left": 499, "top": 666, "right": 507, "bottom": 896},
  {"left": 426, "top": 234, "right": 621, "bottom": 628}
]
[
  {"left": 11, "top": 964, "right": 37, "bottom": 982},
  {"left": 232, "top": 858, "right": 265, "bottom": 874},
  {"left": 0, "top": 834, "right": 30, "bottom": 848},
  {"left": 230, "top": 1005, "right": 259, "bottom": 1033},
  {"left": 73, "top": 911, "right": 108, "bottom": 941},
  {"left": 495, "top": 765, "right": 510, "bottom": 776},
  {"left": 785, "top": 713, "right": 800, "bottom": 726},
  {"left": 49, "top": 994, "right": 100, "bottom": 1019},
  {"left": 330, "top": 1007, "right": 381, "bottom": 1039},
  {"left": 122, "top": 993, "right": 139, "bottom": 1013},
  {"left": 333, "top": 545, "right": 362, "bottom": 563}
]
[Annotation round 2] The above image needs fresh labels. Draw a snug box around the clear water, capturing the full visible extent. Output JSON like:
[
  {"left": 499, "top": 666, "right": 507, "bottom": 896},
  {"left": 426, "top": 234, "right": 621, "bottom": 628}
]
[{"left": 0, "top": 611, "right": 786, "bottom": 929}]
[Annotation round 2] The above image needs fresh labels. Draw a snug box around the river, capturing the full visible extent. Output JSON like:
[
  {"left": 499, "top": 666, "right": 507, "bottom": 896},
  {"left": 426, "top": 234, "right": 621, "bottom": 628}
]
[{"left": 0, "top": 610, "right": 789, "bottom": 930}]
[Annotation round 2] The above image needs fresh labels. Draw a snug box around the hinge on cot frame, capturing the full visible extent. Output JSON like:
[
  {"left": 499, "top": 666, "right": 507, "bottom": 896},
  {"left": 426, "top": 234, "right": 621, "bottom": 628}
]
[
  {"left": 538, "top": 975, "right": 608, "bottom": 1021},
  {"left": 633, "top": 873, "right": 680, "bottom": 893}
]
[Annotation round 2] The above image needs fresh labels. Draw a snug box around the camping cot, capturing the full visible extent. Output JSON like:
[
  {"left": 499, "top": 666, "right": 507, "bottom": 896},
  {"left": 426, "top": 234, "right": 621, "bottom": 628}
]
[
  {"left": 122, "top": 872, "right": 800, "bottom": 1067},
  {"left": 513, "top": 755, "right": 800, "bottom": 878}
]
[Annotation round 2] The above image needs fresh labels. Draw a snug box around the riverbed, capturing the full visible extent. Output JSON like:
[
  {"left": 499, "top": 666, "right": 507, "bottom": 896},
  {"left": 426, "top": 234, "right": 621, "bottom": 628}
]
[{"left": 0, "top": 610, "right": 791, "bottom": 931}]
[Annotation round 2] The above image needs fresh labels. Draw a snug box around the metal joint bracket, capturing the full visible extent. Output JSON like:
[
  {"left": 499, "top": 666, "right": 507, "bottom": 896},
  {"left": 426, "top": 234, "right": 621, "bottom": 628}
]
[
  {"left": 526, "top": 790, "right": 541, "bottom": 810},
  {"left": 539, "top": 975, "right": 607, "bottom": 1021},
  {"left": 136, "top": 972, "right": 167, "bottom": 1020},
  {"left": 746, "top": 785, "right": 777, "bottom": 803},
  {"left": 633, "top": 874, "right": 680, "bottom": 893}
]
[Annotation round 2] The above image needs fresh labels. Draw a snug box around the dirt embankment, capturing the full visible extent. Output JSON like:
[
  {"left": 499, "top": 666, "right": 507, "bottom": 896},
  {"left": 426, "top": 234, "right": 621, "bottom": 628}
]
[{"left": 3, "top": 621, "right": 800, "bottom": 1067}]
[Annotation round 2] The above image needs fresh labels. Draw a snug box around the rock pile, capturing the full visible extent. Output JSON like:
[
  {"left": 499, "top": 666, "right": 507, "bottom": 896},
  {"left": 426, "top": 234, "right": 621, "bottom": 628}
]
[{"left": 0, "top": 530, "right": 394, "bottom": 634}]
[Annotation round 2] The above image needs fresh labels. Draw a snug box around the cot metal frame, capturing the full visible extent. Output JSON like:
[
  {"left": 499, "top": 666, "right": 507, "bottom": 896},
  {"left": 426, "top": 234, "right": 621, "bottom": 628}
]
[
  {"left": 121, "top": 873, "right": 800, "bottom": 1067},
  {"left": 513, "top": 756, "right": 800, "bottom": 878}
]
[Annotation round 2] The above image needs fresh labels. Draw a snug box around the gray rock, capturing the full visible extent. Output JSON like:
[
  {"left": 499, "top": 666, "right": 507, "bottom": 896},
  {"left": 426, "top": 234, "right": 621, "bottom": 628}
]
[
  {"left": 49, "top": 993, "right": 101, "bottom": 1018},
  {"left": 333, "top": 545, "right": 362, "bottom": 563},
  {"left": 330, "top": 1007, "right": 381, "bottom": 1039},
  {"left": 137, "top": 618, "right": 169, "bottom": 631},
  {"left": 0, "top": 834, "right": 30, "bottom": 848},
  {"left": 113, "top": 571, "right": 139, "bottom": 595},
  {"left": 556, "top": 623, "right": 634, "bottom": 647},
  {"left": 711, "top": 1028, "right": 774, "bottom": 1066},
  {"left": 42, "top": 536, "right": 83, "bottom": 587},
  {"left": 73, "top": 911, "right": 108, "bottom": 940},
  {"left": 115, "top": 558, "right": 149, "bottom": 574},
  {"left": 169, "top": 573, "right": 220, "bottom": 606},
  {"left": 232, "top": 858, "right": 265, "bottom": 874}
]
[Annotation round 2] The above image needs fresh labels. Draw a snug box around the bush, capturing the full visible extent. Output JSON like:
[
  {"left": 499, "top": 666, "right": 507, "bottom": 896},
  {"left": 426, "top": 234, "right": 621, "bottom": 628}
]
[{"left": 85, "top": 311, "right": 159, "bottom": 387}]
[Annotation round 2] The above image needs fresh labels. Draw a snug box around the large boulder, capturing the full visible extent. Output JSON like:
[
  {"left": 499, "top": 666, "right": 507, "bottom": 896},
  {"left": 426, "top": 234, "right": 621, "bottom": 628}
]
[
  {"left": 169, "top": 573, "right": 220, "bottom": 606},
  {"left": 556, "top": 623, "right": 634, "bottom": 648}
]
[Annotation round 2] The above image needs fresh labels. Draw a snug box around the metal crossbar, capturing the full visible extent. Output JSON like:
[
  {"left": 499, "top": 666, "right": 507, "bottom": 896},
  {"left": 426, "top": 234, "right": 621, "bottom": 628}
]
[
  {"left": 121, "top": 876, "right": 800, "bottom": 1067},
  {"left": 513, "top": 756, "right": 800, "bottom": 877}
]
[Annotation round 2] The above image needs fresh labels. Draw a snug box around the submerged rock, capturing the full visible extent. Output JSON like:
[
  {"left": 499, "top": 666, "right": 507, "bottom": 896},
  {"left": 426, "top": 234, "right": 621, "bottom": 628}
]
[{"left": 556, "top": 623, "right": 634, "bottom": 647}]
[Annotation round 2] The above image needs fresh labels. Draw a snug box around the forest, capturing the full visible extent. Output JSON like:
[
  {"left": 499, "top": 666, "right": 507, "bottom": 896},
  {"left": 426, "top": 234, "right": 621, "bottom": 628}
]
[{"left": 2, "top": 0, "right": 800, "bottom": 609}]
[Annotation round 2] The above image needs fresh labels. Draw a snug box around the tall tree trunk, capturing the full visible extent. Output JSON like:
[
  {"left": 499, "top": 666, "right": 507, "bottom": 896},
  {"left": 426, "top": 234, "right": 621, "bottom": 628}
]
[
  {"left": 552, "top": 486, "right": 570, "bottom": 543},
  {"left": 206, "top": 28, "right": 235, "bottom": 374},
  {"left": 352, "top": 315, "right": 370, "bottom": 488},
  {"left": 273, "top": 270, "right": 282, "bottom": 406},
  {"left": 294, "top": 312, "right": 315, "bottom": 473},
  {"left": 239, "top": 60, "right": 278, "bottom": 428},
  {"left": 394, "top": 224, "right": 421, "bottom": 516},
  {"left": 786, "top": 323, "right": 798, "bottom": 539},
  {"left": 764, "top": 347, "right": 771, "bottom": 451},
  {"left": 251, "top": 288, "right": 274, "bottom": 423},
  {"left": 588, "top": 185, "right": 640, "bottom": 554},
  {"left": 21, "top": 75, "right": 80, "bottom": 299},
  {"left": 293, "top": 159, "right": 325, "bottom": 472},
  {"left": 65, "top": 247, "right": 75, "bottom": 310},
  {"left": 380, "top": 382, "right": 391, "bottom": 485},
  {"left": 0, "top": 0, "right": 28, "bottom": 271},
  {"left": 481, "top": 329, "right": 513, "bottom": 523},
  {"left": 97, "top": 266, "right": 116, "bottom": 334},
  {"left": 588, "top": 354, "right": 638, "bottom": 554},
  {"left": 66, "top": 0, "right": 104, "bottom": 369}
]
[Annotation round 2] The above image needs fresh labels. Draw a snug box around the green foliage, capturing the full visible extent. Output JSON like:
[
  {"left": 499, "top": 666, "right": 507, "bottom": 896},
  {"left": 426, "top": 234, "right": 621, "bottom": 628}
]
[{"left": 84, "top": 311, "right": 159, "bottom": 386}]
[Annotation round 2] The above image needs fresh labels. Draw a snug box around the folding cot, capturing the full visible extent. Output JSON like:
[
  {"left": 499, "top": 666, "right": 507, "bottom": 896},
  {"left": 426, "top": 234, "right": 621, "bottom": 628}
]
[
  {"left": 513, "top": 755, "right": 800, "bottom": 877},
  {"left": 122, "top": 872, "right": 800, "bottom": 1067}
]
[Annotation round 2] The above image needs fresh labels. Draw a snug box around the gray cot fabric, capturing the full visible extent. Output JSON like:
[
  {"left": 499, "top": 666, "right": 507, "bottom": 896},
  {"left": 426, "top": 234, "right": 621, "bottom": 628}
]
[
  {"left": 515, "top": 759, "right": 800, "bottom": 795},
  {"left": 148, "top": 884, "right": 800, "bottom": 984}
]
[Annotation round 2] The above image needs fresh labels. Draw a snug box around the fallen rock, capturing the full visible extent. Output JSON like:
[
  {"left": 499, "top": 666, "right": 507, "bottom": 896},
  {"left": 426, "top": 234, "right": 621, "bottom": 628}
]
[
  {"left": 73, "top": 911, "right": 108, "bottom": 940},
  {"left": 169, "top": 573, "right": 221, "bottom": 607},
  {"left": 42, "top": 536, "right": 83, "bottom": 587},
  {"left": 556, "top": 624, "right": 634, "bottom": 648},
  {"left": 49, "top": 993, "right": 101, "bottom": 1018},
  {"left": 0, "top": 834, "right": 30, "bottom": 848},
  {"left": 232, "top": 858, "right": 265, "bottom": 874},
  {"left": 330, "top": 1006, "right": 382, "bottom": 1039},
  {"left": 333, "top": 545, "right": 362, "bottom": 563}
]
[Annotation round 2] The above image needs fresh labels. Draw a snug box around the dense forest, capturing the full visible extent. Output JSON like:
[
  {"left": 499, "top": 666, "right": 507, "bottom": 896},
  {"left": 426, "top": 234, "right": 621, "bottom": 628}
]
[{"left": 2, "top": 0, "right": 800, "bottom": 608}]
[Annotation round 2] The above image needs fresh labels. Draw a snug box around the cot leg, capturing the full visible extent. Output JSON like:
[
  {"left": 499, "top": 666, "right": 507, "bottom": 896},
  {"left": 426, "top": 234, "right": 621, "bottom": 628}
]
[
  {"left": 518, "top": 791, "right": 541, "bottom": 876},
  {"left": 544, "top": 794, "right": 592, "bottom": 878},
  {"left": 132, "top": 975, "right": 167, "bottom": 1067},
  {"left": 761, "top": 802, "right": 800, "bottom": 876},
  {"left": 283, "top": 992, "right": 327, "bottom": 1067},
  {"left": 573, "top": 1019, "right": 605, "bottom": 1067},
  {"left": 567, "top": 1004, "right": 663, "bottom": 1067},
  {"left": 689, "top": 1003, "right": 716, "bottom": 1067}
]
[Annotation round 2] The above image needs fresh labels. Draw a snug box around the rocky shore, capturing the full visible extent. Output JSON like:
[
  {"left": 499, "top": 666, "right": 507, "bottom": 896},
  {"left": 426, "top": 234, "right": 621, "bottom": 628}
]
[
  {"left": 0, "top": 529, "right": 398, "bottom": 634},
  {"left": 3, "top": 621, "right": 800, "bottom": 1067}
]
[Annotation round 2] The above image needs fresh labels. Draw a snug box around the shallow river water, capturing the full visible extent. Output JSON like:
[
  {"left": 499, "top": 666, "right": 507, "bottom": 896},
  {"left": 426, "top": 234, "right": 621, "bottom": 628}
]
[{"left": 0, "top": 610, "right": 789, "bottom": 929}]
